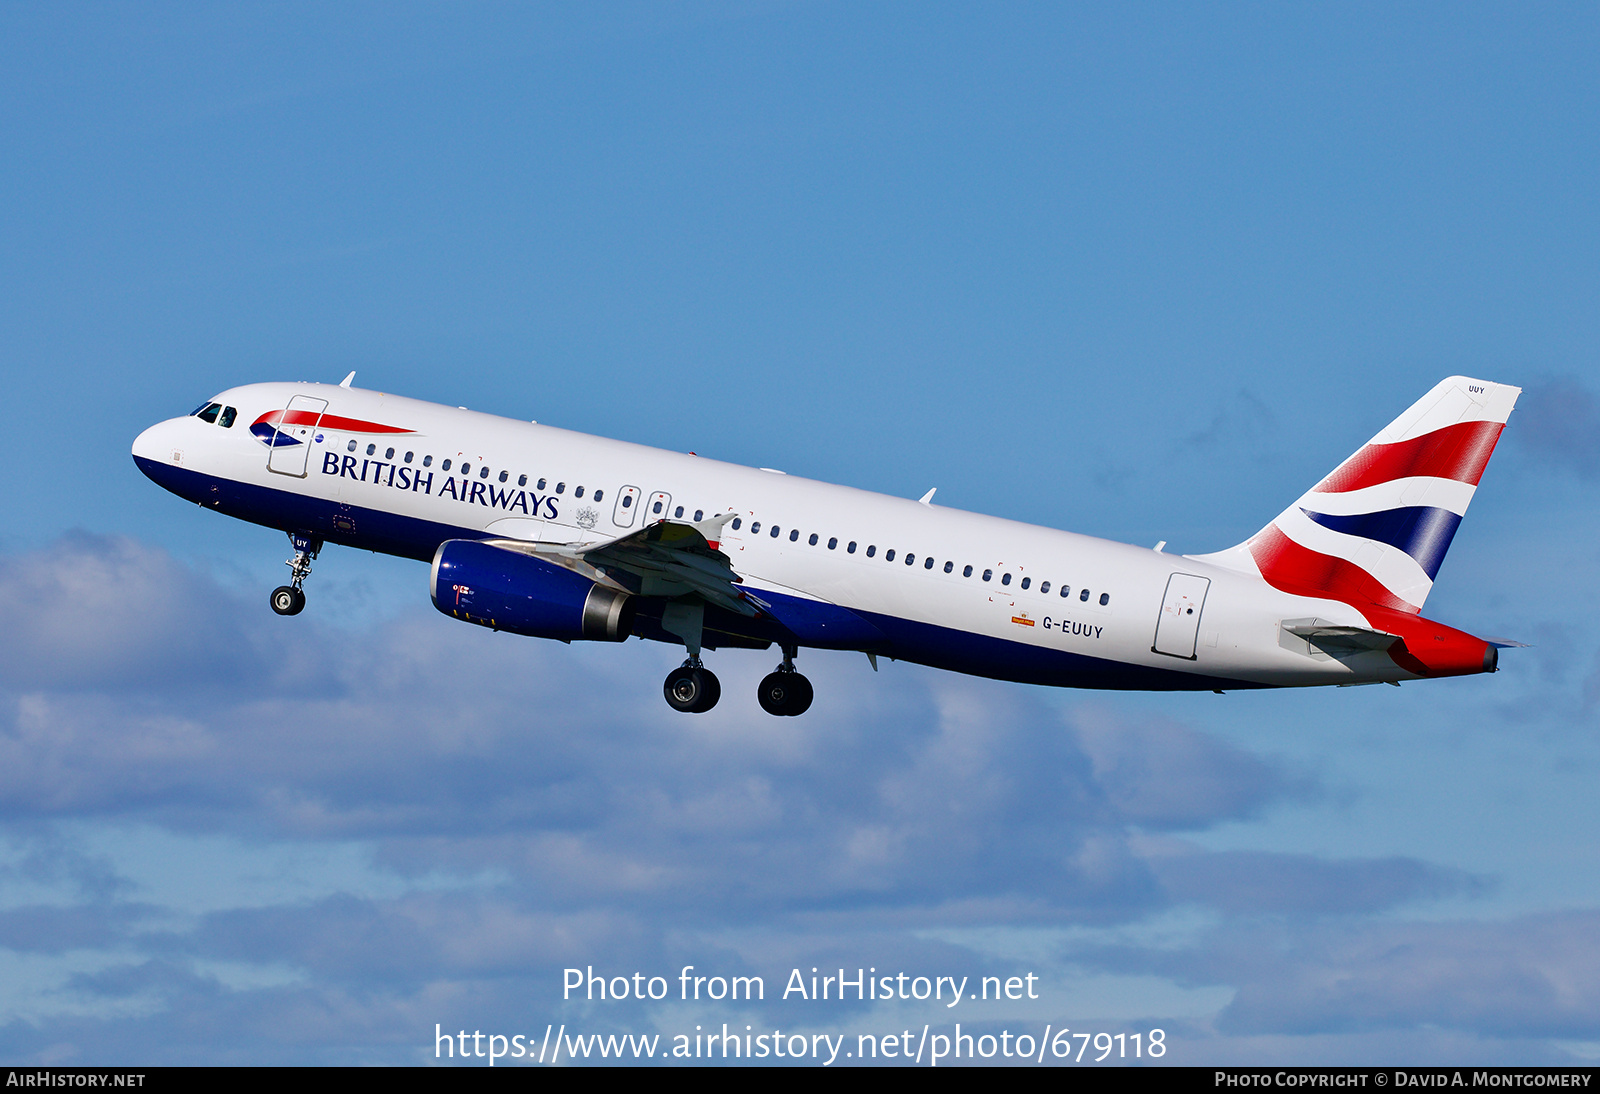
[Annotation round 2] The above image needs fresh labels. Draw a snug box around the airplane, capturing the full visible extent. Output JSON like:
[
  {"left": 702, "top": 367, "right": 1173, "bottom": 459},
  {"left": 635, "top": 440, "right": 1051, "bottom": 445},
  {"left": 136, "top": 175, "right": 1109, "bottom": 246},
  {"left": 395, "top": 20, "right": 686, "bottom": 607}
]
[{"left": 132, "top": 374, "right": 1519, "bottom": 715}]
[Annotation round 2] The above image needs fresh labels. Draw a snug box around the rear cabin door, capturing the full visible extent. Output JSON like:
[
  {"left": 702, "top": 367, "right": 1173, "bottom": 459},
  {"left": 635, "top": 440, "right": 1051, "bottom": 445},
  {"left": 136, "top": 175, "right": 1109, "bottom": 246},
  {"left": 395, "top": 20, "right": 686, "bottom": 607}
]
[
  {"left": 266, "top": 395, "right": 328, "bottom": 477},
  {"left": 1152, "top": 573, "right": 1211, "bottom": 659}
]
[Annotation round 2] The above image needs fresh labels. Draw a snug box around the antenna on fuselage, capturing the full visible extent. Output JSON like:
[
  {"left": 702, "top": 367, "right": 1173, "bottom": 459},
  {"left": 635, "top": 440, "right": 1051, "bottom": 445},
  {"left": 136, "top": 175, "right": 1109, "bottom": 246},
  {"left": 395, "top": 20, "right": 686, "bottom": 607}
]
[{"left": 339, "top": 371, "right": 356, "bottom": 388}]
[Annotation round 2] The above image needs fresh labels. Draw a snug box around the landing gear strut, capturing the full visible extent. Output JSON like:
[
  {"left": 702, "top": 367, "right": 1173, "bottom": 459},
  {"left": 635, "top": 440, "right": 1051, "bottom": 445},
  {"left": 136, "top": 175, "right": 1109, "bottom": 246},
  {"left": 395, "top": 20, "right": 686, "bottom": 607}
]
[
  {"left": 270, "top": 533, "right": 321, "bottom": 616},
  {"left": 758, "top": 646, "right": 813, "bottom": 717},
  {"left": 664, "top": 659, "right": 721, "bottom": 713},
  {"left": 661, "top": 601, "right": 721, "bottom": 713}
]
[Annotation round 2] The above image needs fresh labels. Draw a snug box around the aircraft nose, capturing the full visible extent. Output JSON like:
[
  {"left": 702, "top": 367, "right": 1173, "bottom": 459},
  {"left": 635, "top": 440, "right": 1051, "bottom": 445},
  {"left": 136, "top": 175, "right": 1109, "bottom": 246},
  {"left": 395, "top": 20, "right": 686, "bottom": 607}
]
[{"left": 131, "top": 418, "right": 183, "bottom": 475}]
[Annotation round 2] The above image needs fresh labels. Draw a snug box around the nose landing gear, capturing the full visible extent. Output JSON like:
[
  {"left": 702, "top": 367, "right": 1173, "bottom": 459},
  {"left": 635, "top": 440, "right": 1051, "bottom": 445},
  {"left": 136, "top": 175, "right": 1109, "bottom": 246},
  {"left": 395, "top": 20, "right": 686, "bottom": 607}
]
[
  {"left": 757, "top": 646, "right": 812, "bottom": 716},
  {"left": 270, "top": 533, "right": 320, "bottom": 616}
]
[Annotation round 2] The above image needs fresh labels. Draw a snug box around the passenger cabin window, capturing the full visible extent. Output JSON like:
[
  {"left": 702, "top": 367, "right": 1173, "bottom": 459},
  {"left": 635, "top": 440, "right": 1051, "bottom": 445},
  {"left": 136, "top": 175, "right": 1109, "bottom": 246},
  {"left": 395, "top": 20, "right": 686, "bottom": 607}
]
[
  {"left": 367, "top": 444, "right": 376, "bottom": 456},
  {"left": 1100, "top": 593, "right": 1111, "bottom": 606},
  {"left": 219, "top": 407, "right": 237, "bottom": 428},
  {"left": 1020, "top": 577, "right": 1030, "bottom": 590},
  {"left": 1060, "top": 586, "right": 1070, "bottom": 598},
  {"left": 556, "top": 482, "right": 565, "bottom": 494},
  {"left": 347, "top": 440, "right": 357, "bottom": 452},
  {"left": 771, "top": 526, "right": 781, "bottom": 538},
  {"left": 1002, "top": 573, "right": 1011, "bottom": 585},
  {"left": 983, "top": 569, "right": 992, "bottom": 582},
  {"left": 847, "top": 541, "right": 856, "bottom": 553},
  {"left": 623, "top": 495, "right": 633, "bottom": 508},
  {"left": 500, "top": 470, "right": 509, "bottom": 483},
  {"left": 537, "top": 478, "right": 547, "bottom": 490},
  {"left": 517, "top": 474, "right": 526, "bottom": 486},
  {"left": 1080, "top": 588, "right": 1091, "bottom": 602},
  {"left": 404, "top": 451, "right": 414, "bottom": 463},
  {"left": 827, "top": 537, "right": 837, "bottom": 549},
  {"left": 595, "top": 490, "right": 604, "bottom": 502},
  {"left": 386, "top": 447, "right": 395, "bottom": 460},
  {"left": 886, "top": 549, "right": 896, "bottom": 562},
  {"left": 1040, "top": 581, "right": 1050, "bottom": 594},
  {"left": 442, "top": 459, "right": 452, "bottom": 471},
  {"left": 809, "top": 533, "right": 818, "bottom": 546},
  {"left": 653, "top": 500, "right": 663, "bottom": 514},
  {"left": 479, "top": 466, "right": 490, "bottom": 479},
  {"left": 790, "top": 529, "right": 799, "bottom": 542},
  {"left": 674, "top": 505, "right": 682, "bottom": 517},
  {"left": 904, "top": 553, "right": 914, "bottom": 565},
  {"left": 749, "top": 521, "right": 760, "bottom": 534},
  {"left": 943, "top": 561, "right": 953, "bottom": 573},
  {"left": 866, "top": 545, "right": 876, "bottom": 557},
  {"left": 963, "top": 565, "right": 973, "bottom": 577},
  {"left": 693, "top": 509, "right": 701, "bottom": 520},
  {"left": 925, "top": 557, "right": 935, "bottom": 570},
  {"left": 731, "top": 517, "right": 741, "bottom": 530},
  {"left": 423, "top": 455, "right": 433, "bottom": 467},
  {"left": 575, "top": 485, "right": 584, "bottom": 497}
]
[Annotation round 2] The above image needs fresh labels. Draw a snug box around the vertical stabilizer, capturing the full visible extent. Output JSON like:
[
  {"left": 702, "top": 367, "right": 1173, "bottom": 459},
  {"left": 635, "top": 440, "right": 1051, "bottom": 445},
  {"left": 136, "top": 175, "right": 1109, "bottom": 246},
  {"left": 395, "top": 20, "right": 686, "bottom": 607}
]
[{"left": 1196, "top": 376, "right": 1519, "bottom": 613}]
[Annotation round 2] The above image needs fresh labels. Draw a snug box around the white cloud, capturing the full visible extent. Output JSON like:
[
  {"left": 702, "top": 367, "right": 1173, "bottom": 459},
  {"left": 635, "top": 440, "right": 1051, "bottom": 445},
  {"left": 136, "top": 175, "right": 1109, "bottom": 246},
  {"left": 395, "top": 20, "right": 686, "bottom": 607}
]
[{"left": 0, "top": 533, "right": 1591, "bottom": 1063}]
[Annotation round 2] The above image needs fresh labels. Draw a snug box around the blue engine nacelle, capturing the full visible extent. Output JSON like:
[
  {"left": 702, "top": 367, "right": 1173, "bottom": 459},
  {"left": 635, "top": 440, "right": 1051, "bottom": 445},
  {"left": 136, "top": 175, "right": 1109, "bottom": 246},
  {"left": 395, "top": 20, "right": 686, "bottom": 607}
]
[{"left": 430, "top": 539, "right": 635, "bottom": 642}]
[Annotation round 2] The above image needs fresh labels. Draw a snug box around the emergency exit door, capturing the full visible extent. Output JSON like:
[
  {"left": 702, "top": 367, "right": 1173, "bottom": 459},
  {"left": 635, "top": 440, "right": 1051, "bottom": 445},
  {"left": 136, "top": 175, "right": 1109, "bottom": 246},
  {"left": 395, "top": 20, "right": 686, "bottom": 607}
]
[{"left": 612, "top": 485, "right": 641, "bottom": 528}]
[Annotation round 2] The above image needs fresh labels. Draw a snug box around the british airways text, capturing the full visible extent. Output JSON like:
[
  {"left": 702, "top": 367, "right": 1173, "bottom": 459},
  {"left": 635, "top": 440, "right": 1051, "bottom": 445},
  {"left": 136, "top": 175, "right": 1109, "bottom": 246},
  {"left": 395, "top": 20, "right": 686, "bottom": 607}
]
[{"left": 321, "top": 452, "right": 560, "bottom": 519}]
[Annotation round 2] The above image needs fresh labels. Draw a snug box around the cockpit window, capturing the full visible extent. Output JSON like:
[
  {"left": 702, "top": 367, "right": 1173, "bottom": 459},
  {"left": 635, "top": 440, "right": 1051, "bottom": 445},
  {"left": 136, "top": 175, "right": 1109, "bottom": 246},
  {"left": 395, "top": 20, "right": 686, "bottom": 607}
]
[
  {"left": 197, "top": 403, "right": 222, "bottom": 424},
  {"left": 218, "top": 406, "right": 237, "bottom": 428}
]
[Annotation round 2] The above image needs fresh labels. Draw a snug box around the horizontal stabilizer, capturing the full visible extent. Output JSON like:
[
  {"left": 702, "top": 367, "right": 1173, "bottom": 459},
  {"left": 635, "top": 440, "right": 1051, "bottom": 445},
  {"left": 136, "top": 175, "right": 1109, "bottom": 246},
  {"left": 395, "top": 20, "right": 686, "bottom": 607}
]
[{"left": 1282, "top": 619, "right": 1399, "bottom": 655}]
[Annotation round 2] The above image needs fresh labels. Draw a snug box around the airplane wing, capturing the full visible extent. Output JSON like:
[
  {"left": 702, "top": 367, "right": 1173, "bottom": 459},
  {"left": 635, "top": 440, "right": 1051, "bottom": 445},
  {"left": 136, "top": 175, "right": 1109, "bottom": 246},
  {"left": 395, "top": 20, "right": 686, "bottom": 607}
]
[{"left": 488, "top": 513, "right": 760, "bottom": 617}]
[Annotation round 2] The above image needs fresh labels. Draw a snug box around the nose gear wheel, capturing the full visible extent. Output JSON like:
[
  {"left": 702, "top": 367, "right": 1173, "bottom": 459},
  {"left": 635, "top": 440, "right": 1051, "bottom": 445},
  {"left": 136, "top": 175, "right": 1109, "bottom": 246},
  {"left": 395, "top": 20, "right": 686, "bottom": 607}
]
[
  {"left": 270, "top": 585, "right": 306, "bottom": 615},
  {"left": 269, "top": 532, "right": 321, "bottom": 616}
]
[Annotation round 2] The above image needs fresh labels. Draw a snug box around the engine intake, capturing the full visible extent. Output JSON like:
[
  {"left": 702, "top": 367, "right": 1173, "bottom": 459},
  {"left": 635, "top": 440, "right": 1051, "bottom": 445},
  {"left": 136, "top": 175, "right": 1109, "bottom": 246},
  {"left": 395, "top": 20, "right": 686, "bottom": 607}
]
[{"left": 430, "top": 539, "right": 635, "bottom": 642}]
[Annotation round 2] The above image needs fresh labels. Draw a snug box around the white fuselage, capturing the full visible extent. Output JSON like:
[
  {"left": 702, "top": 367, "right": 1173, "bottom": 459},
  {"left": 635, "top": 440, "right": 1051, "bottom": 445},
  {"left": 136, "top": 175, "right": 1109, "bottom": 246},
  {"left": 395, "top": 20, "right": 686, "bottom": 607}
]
[{"left": 133, "top": 381, "right": 1418, "bottom": 691}]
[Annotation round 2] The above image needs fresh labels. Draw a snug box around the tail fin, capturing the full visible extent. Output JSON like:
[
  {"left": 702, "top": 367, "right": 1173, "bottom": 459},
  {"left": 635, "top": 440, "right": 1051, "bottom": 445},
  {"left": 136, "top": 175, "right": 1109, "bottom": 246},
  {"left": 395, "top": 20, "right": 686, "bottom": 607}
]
[{"left": 1199, "top": 376, "right": 1520, "bottom": 614}]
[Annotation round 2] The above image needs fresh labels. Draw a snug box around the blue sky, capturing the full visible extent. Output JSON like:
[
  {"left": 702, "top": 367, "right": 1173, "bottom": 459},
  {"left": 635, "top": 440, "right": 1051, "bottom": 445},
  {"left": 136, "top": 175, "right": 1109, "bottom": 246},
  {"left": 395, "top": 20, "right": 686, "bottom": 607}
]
[{"left": 1, "top": 2, "right": 1598, "bottom": 1065}]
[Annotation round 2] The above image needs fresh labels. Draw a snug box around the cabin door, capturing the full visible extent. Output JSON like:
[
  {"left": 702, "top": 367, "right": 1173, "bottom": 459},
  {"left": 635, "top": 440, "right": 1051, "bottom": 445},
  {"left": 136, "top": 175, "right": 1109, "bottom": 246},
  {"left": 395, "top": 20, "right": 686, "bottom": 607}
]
[
  {"left": 1152, "top": 573, "right": 1211, "bottom": 659},
  {"left": 266, "top": 395, "right": 328, "bottom": 477}
]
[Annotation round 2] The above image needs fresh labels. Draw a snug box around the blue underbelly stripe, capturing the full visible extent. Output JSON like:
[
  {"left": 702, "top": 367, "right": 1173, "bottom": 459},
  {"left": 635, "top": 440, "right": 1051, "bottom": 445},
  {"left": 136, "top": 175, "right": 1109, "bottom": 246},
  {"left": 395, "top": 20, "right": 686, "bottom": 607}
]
[{"left": 135, "top": 458, "right": 1263, "bottom": 692}]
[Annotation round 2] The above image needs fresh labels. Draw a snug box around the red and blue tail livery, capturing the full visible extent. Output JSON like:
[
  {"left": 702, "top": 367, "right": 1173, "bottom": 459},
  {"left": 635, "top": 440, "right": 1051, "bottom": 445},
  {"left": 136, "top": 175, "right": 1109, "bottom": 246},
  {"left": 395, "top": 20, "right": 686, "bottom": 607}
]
[
  {"left": 1225, "top": 377, "right": 1518, "bottom": 615},
  {"left": 135, "top": 375, "right": 1521, "bottom": 715}
]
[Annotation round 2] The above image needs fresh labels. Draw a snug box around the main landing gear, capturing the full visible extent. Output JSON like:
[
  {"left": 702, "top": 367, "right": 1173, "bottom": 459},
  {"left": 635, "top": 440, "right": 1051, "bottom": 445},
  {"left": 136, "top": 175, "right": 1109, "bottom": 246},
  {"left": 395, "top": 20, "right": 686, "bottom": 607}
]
[
  {"left": 661, "top": 601, "right": 721, "bottom": 713},
  {"left": 270, "top": 533, "right": 321, "bottom": 617},
  {"left": 757, "top": 646, "right": 813, "bottom": 717},
  {"left": 664, "top": 659, "right": 722, "bottom": 714},
  {"left": 654, "top": 605, "right": 812, "bottom": 717}
]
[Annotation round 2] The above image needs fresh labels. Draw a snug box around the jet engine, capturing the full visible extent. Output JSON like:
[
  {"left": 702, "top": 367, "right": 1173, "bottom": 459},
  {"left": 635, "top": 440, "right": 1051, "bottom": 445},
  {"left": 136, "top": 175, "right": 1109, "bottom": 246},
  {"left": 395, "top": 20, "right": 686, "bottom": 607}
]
[{"left": 430, "top": 539, "right": 635, "bottom": 642}]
